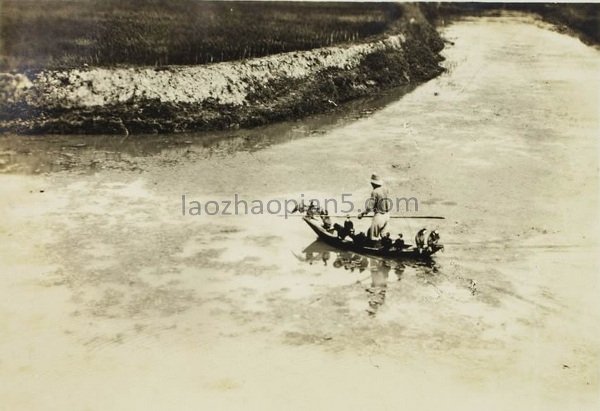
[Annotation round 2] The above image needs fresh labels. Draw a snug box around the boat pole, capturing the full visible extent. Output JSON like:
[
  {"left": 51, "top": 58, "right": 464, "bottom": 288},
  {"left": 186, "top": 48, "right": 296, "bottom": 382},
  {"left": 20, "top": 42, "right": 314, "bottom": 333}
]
[{"left": 282, "top": 215, "right": 445, "bottom": 219}]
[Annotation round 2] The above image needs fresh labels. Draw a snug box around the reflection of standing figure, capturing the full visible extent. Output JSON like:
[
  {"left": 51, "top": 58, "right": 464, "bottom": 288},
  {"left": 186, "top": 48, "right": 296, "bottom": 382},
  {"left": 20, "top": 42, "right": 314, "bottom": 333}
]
[{"left": 366, "top": 258, "right": 391, "bottom": 315}]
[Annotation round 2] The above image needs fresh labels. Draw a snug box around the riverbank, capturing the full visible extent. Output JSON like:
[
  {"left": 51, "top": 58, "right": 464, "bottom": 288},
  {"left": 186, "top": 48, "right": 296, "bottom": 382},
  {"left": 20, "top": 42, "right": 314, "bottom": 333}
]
[
  {"left": 421, "top": 3, "right": 600, "bottom": 46},
  {"left": 0, "top": 4, "right": 443, "bottom": 135}
]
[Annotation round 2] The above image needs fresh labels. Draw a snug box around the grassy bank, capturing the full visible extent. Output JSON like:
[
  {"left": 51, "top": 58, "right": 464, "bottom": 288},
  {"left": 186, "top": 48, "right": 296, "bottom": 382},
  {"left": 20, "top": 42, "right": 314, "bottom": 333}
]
[
  {"left": 1, "top": 0, "right": 403, "bottom": 72},
  {"left": 0, "top": 33, "right": 445, "bottom": 134},
  {"left": 0, "top": 2, "right": 445, "bottom": 134}
]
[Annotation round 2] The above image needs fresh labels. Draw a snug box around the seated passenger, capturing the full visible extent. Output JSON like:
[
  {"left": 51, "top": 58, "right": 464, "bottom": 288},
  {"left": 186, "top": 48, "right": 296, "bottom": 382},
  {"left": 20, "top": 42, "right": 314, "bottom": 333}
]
[
  {"left": 333, "top": 222, "right": 344, "bottom": 238},
  {"left": 343, "top": 215, "right": 353, "bottom": 234},
  {"left": 393, "top": 233, "right": 405, "bottom": 249},
  {"left": 381, "top": 232, "right": 393, "bottom": 249},
  {"left": 334, "top": 215, "right": 354, "bottom": 239},
  {"left": 427, "top": 230, "right": 440, "bottom": 249},
  {"left": 321, "top": 210, "right": 332, "bottom": 231},
  {"left": 415, "top": 228, "right": 427, "bottom": 251},
  {"left": 352, "top": 231, "right": 368, "bottom": 247},
  {"left": 307, "top": 201, "right": 319, "bottom": 217}
]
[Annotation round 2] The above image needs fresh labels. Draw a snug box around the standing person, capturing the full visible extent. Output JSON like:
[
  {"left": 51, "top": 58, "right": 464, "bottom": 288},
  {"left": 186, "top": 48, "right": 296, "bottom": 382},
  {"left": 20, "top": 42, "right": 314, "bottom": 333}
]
[{"left": 358, "top": 173, "right": 391, "bottom": 241}]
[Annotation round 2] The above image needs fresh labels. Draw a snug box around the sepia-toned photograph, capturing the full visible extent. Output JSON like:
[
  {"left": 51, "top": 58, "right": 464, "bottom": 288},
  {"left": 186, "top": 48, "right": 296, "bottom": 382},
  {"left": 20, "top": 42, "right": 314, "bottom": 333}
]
[{"left": 0, "top": 1, "right": 598, "bottom": 409}]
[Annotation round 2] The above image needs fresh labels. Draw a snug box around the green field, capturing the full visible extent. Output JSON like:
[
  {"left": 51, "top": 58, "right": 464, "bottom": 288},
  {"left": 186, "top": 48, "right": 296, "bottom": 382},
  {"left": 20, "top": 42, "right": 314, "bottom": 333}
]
[{"left": 0, "top": 0, "right": 403, "bottom": 72}]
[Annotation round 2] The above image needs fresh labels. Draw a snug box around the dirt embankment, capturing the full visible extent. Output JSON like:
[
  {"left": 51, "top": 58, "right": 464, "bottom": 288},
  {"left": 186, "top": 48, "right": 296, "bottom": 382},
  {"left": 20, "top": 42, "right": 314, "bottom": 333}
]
[{"left": 0, "top": 6, "right": 444, "bottom": 135}]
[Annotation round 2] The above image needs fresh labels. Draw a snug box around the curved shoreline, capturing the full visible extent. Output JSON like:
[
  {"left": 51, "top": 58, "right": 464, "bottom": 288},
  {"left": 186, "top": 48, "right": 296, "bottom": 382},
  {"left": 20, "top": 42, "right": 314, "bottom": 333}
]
[
  {"left": 1, "top": 4, "right": 597, "bottom": 136},
  {"left": 0, "top": 6, "right": 444, "bottom": 135}
]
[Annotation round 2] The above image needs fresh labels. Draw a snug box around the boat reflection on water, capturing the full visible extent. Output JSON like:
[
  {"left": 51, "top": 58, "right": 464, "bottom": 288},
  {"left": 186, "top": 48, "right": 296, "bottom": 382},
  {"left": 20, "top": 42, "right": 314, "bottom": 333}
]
[{"left": 297, "top": 240, "right": 439, "bottom": 316}]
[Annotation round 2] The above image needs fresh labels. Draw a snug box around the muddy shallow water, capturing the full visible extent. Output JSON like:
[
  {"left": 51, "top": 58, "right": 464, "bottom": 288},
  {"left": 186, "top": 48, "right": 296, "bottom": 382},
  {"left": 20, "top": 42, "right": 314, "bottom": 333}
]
[{"left": 0, "top": 15, "right": 599, "bottom": 410}]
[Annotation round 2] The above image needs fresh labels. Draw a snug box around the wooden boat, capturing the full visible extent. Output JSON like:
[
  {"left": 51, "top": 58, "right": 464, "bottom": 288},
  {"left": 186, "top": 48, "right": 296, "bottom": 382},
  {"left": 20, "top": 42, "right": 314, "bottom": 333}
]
[{"left": 303, "top": 216, "right": 443, "bottom": 259}]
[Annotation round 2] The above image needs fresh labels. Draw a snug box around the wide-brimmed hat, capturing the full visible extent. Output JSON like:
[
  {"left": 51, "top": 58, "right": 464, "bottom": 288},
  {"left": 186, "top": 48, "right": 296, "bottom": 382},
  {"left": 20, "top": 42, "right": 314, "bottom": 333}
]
[{"left": 370, "top": 173, "right": 383, "bottom": 186}]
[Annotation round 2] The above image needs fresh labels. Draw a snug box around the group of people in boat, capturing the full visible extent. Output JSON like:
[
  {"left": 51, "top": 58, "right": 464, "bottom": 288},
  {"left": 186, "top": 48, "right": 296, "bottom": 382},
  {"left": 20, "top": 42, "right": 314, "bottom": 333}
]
[{"left": 300, "top": 173, "right": 442, "bottom": 254}]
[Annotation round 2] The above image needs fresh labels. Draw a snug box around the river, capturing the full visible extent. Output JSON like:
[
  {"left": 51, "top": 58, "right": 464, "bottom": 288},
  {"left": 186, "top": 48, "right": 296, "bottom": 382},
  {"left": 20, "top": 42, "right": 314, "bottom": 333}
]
[{"left": 0, "top": 15, "right": 598, "bottom": 411}]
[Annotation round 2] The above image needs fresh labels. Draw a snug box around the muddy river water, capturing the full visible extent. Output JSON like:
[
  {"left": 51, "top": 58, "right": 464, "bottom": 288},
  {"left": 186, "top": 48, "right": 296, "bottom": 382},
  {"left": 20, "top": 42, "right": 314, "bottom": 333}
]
[{"left": 0, "top": 15, "right": 598, "bottom": 410}]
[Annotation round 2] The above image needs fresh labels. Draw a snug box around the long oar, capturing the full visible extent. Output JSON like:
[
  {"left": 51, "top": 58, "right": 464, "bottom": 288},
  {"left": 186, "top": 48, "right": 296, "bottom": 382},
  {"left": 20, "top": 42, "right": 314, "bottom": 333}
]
[
  {"left": 283, "top": 214, "right": 445, "bottom": 219},
  {"left": 353, "top": 215, "right": 444, "bottom": 219}
]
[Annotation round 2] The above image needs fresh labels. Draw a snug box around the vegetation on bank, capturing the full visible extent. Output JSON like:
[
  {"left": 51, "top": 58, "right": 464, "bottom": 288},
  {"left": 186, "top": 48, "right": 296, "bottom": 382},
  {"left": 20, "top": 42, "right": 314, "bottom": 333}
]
[
  {"left": 0, "top": 30, "right": 445, "bottom": 135},
  {"left": 0, "top": 2, "right": 445, "bottom": 135},
  {"left": 0, "top": 0, "right": 403, "bottom": 72},
  {"left": 0, "top": 7, "right": 445, "bottom": 135},
  {"left": 421, "top": 3, "right": 600, "bottom": 45}
]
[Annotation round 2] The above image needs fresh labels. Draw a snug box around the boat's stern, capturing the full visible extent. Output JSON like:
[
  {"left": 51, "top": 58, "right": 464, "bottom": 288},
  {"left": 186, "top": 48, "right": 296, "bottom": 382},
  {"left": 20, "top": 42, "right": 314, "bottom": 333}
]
[{"left": 429, "top": 243, "right": 444, "bottom": 255}]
